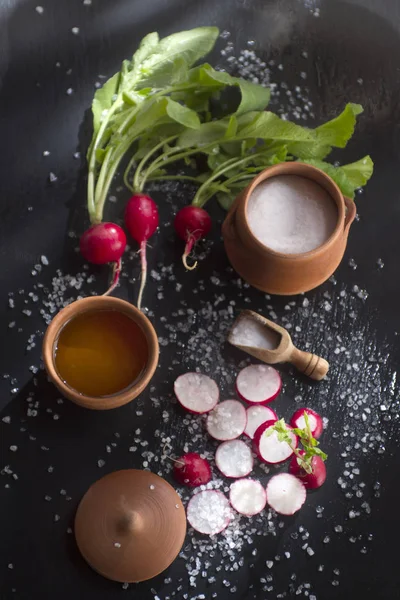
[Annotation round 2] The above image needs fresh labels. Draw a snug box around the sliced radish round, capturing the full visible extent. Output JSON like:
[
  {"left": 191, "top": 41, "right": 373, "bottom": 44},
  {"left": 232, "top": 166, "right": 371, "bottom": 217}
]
[
  {"left": 174, "top": 373, "right": 219, "bottom": 414},
  {"left": 206, "top": 400, "right": 247, "bottom": 441},
  {"left": 253, "top": 420, "right": 297, "bottom": 464},
  {"left": 266, "top": 473, "right": 306, "bottom": 515},
  {"left": 215, "top": 440, "right": 253, "bottom": 478},
  {"left": 229, "top": 479, "right": 267, "bottom": 516},
  {"left": 186, "top": 490, "right": 232, "bottom": 535},
  {"left": 236, "top": 364, "right": 281, "bottom": 404},
  {"left": 173, "top": 453, "right": 212, "bottom": 487},
  {"left": 244, "top": 405, "right": 278, "bottom": 439},
  {"left": 290, "top": 408, "right": 323, "bottom": 439}
]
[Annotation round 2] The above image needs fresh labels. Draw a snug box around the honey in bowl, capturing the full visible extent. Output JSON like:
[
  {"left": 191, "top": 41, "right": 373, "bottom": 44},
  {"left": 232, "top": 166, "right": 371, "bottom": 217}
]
[{"left": 54, "top": 310, "right": 148, "bottom": 397}]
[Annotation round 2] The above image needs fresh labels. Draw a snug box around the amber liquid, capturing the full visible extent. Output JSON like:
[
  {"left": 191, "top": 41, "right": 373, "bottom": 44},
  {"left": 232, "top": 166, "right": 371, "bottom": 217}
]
[{"left": 54, "top": 310, "right": 148, "bottom": 397}]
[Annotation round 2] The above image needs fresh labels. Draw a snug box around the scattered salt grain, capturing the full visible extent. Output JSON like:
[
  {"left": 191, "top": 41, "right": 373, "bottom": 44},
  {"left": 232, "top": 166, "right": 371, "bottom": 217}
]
[
  {"left": 71, "top": 27, "right": 80, "bottom": 35},
  {"left": 49, "top": 172, "right": 58, "bottom": 183},
  {"left": 35, "top": 6, "right": 44, "bottom": 14}
]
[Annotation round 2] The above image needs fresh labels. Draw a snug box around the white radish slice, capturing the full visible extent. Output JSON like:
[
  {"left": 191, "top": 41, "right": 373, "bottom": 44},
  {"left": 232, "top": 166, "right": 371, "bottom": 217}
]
[
  {"left": 229, "top": 479, "right": 267, "bottom": 516},
  {"left": 266, "top": 473, "right": 306, "bottom": 515},
  {"left": 215, "top": 440, "right": 253, "bottom": 478},
  {"left": 174, "top": 373, "right": 219, "bottom": 414},
  {"left": 290, "top": 408, "right": 323, "bottom": 439},
  {"left": 244, "top": 405, "right": 278, "bottom": 439},
  {"left": 253, "top": 420, "right": 297, "bottom": 464},
  {"left": 206, "top": 400, "right": 247, "bottom": 441},
  {"left": 236, "top": 364, "right": 281, "bottom": 404},
  {"left": 186, "top": 490, "right": 232, "bottom": 535}
]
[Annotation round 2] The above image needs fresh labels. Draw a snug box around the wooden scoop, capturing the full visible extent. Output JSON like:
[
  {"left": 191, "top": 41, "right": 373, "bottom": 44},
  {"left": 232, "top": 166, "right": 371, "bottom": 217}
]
[{"left": 228, "top": 309, "right": 329, "bottom": 381}]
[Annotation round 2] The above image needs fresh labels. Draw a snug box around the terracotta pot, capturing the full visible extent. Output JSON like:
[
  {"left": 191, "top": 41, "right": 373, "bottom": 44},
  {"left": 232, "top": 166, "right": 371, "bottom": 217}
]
[
  {"left": 222, "top": 162, "right": 356, "bottom": 295},
  {"left": 42, "top": 296, "right": 159, "bottom": 410}
]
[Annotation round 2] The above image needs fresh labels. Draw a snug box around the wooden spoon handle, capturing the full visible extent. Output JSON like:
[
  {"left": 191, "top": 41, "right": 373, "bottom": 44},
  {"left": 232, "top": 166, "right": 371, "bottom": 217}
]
[{"left": 289, "top": 347, "right": 329, "bottom": 381}]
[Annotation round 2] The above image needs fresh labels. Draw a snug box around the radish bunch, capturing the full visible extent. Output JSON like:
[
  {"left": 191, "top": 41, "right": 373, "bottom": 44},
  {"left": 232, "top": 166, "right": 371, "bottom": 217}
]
[
  {"left": 173, "top": 366, "right": 328, "bottom": 531},
  {"left": 80, "top": 200, "right": 212, "bottom": 305}
]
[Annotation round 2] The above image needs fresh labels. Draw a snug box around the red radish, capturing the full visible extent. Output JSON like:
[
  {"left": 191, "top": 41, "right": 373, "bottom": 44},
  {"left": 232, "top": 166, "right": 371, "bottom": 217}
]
[
  {"left": 266, "top": 473, "right": 306, "bottom": 515},
  {"left": 229, "top": 479, "right": 267, "bottom": 516},
  {"left": 244, "top": 405, "right": 278, "bottom": 439},
  {"left": 80, "top": 222, "right": 126, "bottom": 265},
  {"left": 215, "top": 440, "right": 253, "bottom": 478},
  {"left": 253, "top": 420, "right": 297, "bottom": 464},
  {"left": 174, "top": 373, "right": 219, "bottom": 414},
  {"left": 186, "top": 490, "right": 232, "bottom": 535},
  {"left": 236, "top": 364, "right": 281, "bottom": 405},
  {"left": 206, "top": 400, "right": 247, "bottom": 441},
  {"left": 290, "top": 408, "right": 323, "bottom": 439},
  {"left": 173, "top": 453, "right": 212, "bottom": 487},
  {"left": 289, "top": 450, "right": 327, "bottom": 489},
  {"left": 174, "top": 206, "right": 211, "bottom": 270},
  {"left": 124, "top": 194, "right": 159, "bottom": 310}
]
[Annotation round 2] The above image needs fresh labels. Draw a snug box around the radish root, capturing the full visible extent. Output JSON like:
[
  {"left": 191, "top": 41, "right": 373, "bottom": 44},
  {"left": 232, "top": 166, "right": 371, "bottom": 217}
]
[
  {"left": 182, "top": 237, "right": 197, "bottom": 271},
  {"left": 137, "top": 240, "right": 147, "bottom": 311},
  {"left": 102, "top": 258, "right": 122, "bottom": 297}
]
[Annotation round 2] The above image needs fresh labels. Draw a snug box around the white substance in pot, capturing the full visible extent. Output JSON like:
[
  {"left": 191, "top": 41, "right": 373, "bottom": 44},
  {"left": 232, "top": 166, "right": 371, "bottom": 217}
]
[{"left": 247, "top": 175, "right": 338, "bottom": 254}]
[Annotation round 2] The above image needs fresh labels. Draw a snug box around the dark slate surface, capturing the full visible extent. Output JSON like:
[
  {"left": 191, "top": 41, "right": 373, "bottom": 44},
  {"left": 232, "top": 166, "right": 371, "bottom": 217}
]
[{"left": 1, "top": 1, "right": 399, "bottom": 599}]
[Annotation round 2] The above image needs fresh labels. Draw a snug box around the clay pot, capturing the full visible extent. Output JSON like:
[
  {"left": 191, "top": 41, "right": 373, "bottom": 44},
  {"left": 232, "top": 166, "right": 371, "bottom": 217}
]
[
  {"left": 74, "top": 469, "right": 186, "bottom": 582},
  {"left": 42, "top": 296, "right": 159, "bottom": 410},
  {"left": 222, "top": 162, "right": 356, "bottom": 295}
]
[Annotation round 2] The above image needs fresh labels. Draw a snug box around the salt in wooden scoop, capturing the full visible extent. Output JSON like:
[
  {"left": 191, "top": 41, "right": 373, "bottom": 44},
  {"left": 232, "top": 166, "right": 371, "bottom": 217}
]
[{"left": 228, "top": 310, "right": 329, "bottom": 381}]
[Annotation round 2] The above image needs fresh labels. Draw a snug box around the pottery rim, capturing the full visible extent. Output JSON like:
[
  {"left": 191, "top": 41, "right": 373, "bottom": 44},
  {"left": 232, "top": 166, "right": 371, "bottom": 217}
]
[
  {"left": 240, "top": 162, "right": 350, "bottom": 259},
  {"left": 42, "top": 296, "right": 159, "bottom": 410}
]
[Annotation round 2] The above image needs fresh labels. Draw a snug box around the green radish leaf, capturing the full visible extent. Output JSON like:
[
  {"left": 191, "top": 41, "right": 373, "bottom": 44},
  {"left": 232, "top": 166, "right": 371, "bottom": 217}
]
[
  {"left": 288, "top": 141, "right": 332, "bottom": 160},
  {"left": 341, "top": 156, "right": 374, "bottom": 189},
  {"left": 189, "top": 65, "right": 271, "bottom": 114},
  {"left": 95, "top": 148, "right": 106, "bottom": 163},
  {"left": 134, "top": 27, "right": 219, "bottom": 89},
  {"left": 217, "top": 193, "right": 235, "bottom": 210},
  {"left": 315, "top": 103, "right": 363, "bottom": 148},
  {"left": 166, "top": 98, "right": 200, "bottom": 129},
  {"left": 122, "top": 88, "right": 152, "bottom": 106},
  {"left": 237, "top": 111, "right": 316, "bottom": 142},
  {"left": 225, "top": 115, "right": 238, "bottom": 138},
  {"left": 301, "top": 156, "right": 373, "bottom": 199},
  {"left": 91, "top": 72, "right": 120, "bottom": 134},
  {"left": 122, "top": 97, "right": 170, "bottom": 140},
  {"left": 130, "top": 32, "right": 160, "bottom": 78},
  {"left": 178, "top": 118, "right": 232, "bottom": 147},
  {"left": 170, "top": 57, "right": 191, "bottom": 85}
]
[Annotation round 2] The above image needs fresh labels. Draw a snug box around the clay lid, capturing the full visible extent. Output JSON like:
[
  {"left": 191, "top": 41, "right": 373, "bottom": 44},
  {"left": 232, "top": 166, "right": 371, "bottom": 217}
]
[{"left": 74, "top": 469, "right": 186, "bottom": 582}]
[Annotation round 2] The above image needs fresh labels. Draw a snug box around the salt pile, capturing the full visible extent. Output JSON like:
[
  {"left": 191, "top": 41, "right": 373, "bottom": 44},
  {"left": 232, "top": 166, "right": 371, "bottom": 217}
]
[
  {"left": 247, "top": 175, "right": 338, "bottom": 254},
  {"left": 229, "top": 314, "right": 280, "bottom": 350}
]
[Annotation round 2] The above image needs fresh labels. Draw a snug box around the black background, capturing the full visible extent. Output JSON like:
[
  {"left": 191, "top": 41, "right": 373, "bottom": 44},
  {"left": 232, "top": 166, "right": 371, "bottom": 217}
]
[{"left": 1, "top": 0, "right": 400, "bottom": 598}]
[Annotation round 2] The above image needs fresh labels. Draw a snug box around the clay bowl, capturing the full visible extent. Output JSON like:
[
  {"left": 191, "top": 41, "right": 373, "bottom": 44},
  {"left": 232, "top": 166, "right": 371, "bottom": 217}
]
[
  {"left": 222, "top": 162, "right": 356, "bottom": 295},
  {"left": 42, "top": 296, "right": 159, "bottom": 410},
  {"left": 74, "top": 469, "right": 187, "bottom": 582}
]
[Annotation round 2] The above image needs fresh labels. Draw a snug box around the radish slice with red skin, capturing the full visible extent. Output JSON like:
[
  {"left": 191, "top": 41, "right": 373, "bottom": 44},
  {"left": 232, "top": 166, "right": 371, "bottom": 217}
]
[
  {"left": 187, "top": 490, "right": 232, "bottom": 535},
  {"left": 244, "top": 405, "right": 278, "bottom": 439},
  {"left": 236, "top": 364, "right": 282, "bottom": 405},
  {"left": 290, "top": 408, "right": 323, "bottom": 439},
  {"left": 206, "top": 400, "right": 247, "bottom": 441},
  {"left": 253, "top": 420, "right": 298, "bottom": 464},
  {"left": 215, "top": 440, "right": 253, "bottom": 478},
  {"left": 266, "top": 473, "right": 306, "bottom": 516},
  {"left": 289, "top": 451, "right": 327, "bottom": 489},
  {"left": 174, "top": 373, "right": 219, "bottom": 414},
  {"left": 229, "top": 479, "right": 267, "bottom": 516},
  {"left": 173, "top": 453, "right": 212, "bottom": 487}
]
